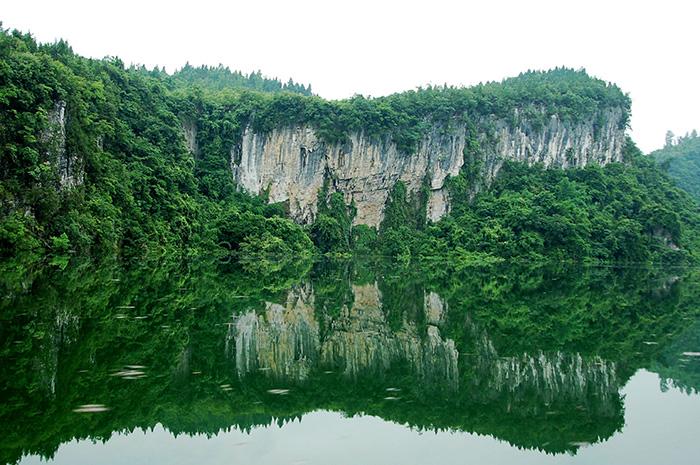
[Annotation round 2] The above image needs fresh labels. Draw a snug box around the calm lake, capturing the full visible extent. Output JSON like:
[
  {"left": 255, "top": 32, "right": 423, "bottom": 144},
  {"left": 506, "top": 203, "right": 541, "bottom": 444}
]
[{"left": 1, "top": 258, "right": 699, "bottom": 465}]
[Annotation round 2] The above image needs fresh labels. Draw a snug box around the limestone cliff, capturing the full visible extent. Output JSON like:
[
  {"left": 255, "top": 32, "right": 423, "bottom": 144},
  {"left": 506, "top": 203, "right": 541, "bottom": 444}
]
[
  {"left": 320, "top": 283, "right": 459, "bottom": 388},
  {"left": 232, "top": 124, "right": 465, "bottom": 226},
  {"left": 226, "top": 284, "right": 319, "bottom": 381},
  {"left": 230, "top": 107, "right": 626, "bottom": 227},
  {"left": 180, "top": 117, "right": 199, "bottom": 158},
  {"left": 474, "top": 107, "right": 626, "bottom": 191},
  {"left": 42, "top": 101, "right": 82, "bottom": 189}
]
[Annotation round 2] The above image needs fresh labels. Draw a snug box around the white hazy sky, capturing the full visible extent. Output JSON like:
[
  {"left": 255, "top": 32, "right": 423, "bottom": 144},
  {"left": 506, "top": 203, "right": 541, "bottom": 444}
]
[{"left": 3, "top": 0, "right": 699, "bottom": 152}]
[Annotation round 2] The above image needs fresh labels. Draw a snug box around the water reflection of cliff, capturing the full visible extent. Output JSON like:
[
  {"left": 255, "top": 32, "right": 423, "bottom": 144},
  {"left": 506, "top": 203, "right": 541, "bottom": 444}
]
[
  {"left": 465, "top": 317, "right": 618, "bottom": 416},
  {"left": 226, "top": 280, "right": 618, "bottom": 418},
  {"left": 227, "top": 283, "right": 459, "bottom": 390}
]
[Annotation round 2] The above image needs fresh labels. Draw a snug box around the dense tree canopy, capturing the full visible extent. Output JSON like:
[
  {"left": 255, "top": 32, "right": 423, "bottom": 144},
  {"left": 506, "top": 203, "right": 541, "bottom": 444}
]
[
  {"left": 0, "top": 28, "right": 312, "bottom": 260},
  {"left": 169, "top": 64, "right": 312, "bottom": 95}
]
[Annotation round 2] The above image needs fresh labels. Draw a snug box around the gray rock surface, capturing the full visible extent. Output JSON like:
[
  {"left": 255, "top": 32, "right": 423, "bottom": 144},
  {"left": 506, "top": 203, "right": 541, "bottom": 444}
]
[
  {"left": 230, "top": 107, "right": 626, "bottom": 227},
  {"left": 43, "top": 101, "right": 82, "bottom": 188}
]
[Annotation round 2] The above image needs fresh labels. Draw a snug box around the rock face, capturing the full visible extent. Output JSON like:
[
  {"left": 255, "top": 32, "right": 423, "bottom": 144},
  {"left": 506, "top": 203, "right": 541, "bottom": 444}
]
[
  {"left": 473, "top": 350, "right": 618, "bottom": 414},
  {"left": 475, "top": 108, "right": 626, "bottom": 191},
  {"left": 226, "top": 282, "right": 618, "bottom": 408},
  {"left": 232, "top": 124, "right": 465, "bottom": 227},
  {"left": 227, "top": 284, "right": 319, "bottom": 381},
  {"left": 43, "top": 101, "right": 82, "bottom": 189},
  {"left": 321, "top": 283, "right": 459, "bottom": 389},
  {"left": 464, "top": 317, "right": 619, "bottom": 415},
  {"left": 230, "top": 107, "right": 626, "bottom": 227},
  {"left": 181, "top": 117, "right": 199, "bottom": 157}
]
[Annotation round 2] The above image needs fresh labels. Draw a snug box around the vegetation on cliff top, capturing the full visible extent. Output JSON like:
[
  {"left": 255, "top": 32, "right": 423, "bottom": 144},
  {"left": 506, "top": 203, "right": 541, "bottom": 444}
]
[
  {"left": 186, "top": 66, "right": 630, "bottom": 155},
  {"left": 168, "top": 63, "right": 312, "bottom": 95},
  {"left": 0, "top": 26, "right": 697, "bottom": 266}
]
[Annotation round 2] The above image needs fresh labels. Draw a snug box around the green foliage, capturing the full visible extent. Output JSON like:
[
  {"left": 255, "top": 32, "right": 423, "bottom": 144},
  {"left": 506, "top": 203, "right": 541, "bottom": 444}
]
[
  {"left": 170, "top": 64, "right": 312, "bottom": 95},
  {"left": 0, "top": 211, "right": 41, "bottom": 253},
  {"left": 310, "top": 215, "right": 346, "bottom": 253},
  {"left": 351, "top": 224, "right": 378, "bottom": 254},
  {"left": 0, "top": 27, "right": 694, "bottom": 267},
  {"left": 650, "top": 130, "right": 700, "bottom": 202},
  {"left": 49, "top": 232, "right": 70, "bottom": 254},
  {"left": 653, "top": 317, "right": 700, "bottom": 394},
  {"left": 196, "top": 67, "right": 629, "bottom": 156},
  {"left": 215, "top": 206, "right": 313, "bottom": 260},
  {"left": 377, "top": 139, "right": 700, "bottom": 265},
  {"left": 311, "top": 186, "right": 354, "bottom": 253},
  {"left": 0, "top": 27, "right": 312, "bottom": 260},
  {"left": 380, "top": 181, "right": 424, "bottom": 232}
]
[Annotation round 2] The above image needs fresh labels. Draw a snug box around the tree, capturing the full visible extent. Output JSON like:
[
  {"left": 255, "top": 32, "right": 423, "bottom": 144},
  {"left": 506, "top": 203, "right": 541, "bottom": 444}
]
[{"left": 665, "top": 130, "right": 676, "bottom": 148}]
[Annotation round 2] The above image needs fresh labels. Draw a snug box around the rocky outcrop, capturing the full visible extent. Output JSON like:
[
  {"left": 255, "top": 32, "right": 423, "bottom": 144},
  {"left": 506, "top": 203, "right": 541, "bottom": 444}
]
[
  {"left": 474, "top": 107, "right": 626, "bottom": 191},
  {"left": 226, "top": 280, "right": 620, "bottom": 409},
  {"left": 321, "top": 284, "right": 459, "bottom": 388},
  {"left": 181, "top": 117, "right": 199, "bottom": 157},
  {"left": 232, "top": 124, "right": 465, "bottom": 227},
  {"left": 231, "top": 107, "right": 626, "bottom": 227},
  {"left": 43, "top": 101, "right": 82, "bottom": 188},
  {"left": 464, "top": 316, "right": 619, "bottom": 415},
  {"left": 34, "top": 307, "right": 80, "bottom": 397},
  {"left": 226, "top": 284, "right": 319, "bottom": 381},
  {"left": 474, "top": 351, "right": 618, "bottom": 413}
]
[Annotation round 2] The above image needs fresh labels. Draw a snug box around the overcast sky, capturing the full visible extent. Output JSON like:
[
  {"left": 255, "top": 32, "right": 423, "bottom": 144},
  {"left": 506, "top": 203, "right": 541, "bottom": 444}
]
[{"left": 3, "top": 0, "right": 698, "bottom": 152}]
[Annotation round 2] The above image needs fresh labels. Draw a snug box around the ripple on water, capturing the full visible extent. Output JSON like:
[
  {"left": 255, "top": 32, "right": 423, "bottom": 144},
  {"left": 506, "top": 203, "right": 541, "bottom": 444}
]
[
  {"left": 267, "top": 389, "right": 290, "bottom": 395},
  {"left": 73, "top": 404, "right": 110, "bottom": 413},
  {"left": 111, "top": 366, "right": 147, "bottom": 379}
]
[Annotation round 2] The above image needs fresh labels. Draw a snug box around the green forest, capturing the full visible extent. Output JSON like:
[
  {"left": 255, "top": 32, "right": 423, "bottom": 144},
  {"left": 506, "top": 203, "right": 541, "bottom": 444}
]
[
  {"left": 651, "top": 130, "right": 700, "bottom": 202},
  {"left": 1, "top": 26, "right": 699, "bottom": 266}
]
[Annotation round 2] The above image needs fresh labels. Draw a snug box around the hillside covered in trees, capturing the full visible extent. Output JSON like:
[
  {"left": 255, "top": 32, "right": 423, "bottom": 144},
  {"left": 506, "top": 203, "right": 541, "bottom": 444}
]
[
  {"left": 650, "top": 131, "right": 700, "bottom": 202},
  {"left": 1, "top": 26, "right": 699, "bottom": 265}
]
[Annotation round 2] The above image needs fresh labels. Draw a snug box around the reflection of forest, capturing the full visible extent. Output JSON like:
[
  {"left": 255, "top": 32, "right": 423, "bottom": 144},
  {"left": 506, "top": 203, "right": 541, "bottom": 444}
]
[{"left": 0, "top": 258, "right": 699, "bottom": 464}]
